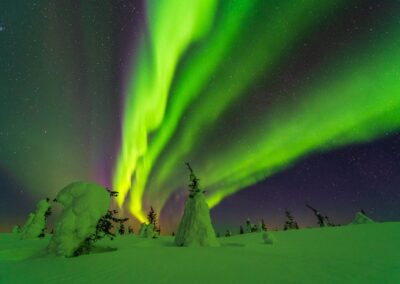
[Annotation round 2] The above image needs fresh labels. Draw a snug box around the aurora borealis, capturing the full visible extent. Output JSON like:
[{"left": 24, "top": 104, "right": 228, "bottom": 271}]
[{"left": 1, "top": 1, "right": 400, "bottom": 232}]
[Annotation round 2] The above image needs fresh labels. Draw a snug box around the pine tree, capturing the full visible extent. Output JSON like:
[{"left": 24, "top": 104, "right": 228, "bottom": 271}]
[
  {"left": 261, "top": 219, "right": 267, "bottom": 231},
  {"left": 118, "top": 223, "right": 126, "bottom": 235},
  {"left": 306, "top": 203, "right": 330, "bottom": 227},
  {"left": 147, "top": 206, "right": 158, "bottom": 228},
  {"left": 283, "top": 210, "right": 299, "bottom": 230},
  {"left": 239, "top": 225, "right": 244, "bottom": 234},
  {"left": 245, "top": 218, "right": 253, "bottom": 233},
  {"left": 73, "top": 209, "right": 128, "bottom": 256},
  {"left": 174, "top": 163, "right": 219, "bottom": 247}
]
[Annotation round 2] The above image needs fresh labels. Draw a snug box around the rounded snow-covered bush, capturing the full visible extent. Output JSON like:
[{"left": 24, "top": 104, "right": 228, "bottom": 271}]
[{"left": 47, "top": 181, "right": 110, "bottom": 257}]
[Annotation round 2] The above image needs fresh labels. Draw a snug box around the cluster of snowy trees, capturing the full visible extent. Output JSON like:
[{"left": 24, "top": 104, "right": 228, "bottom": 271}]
[
  {"left": 236, "top": 218, "right": 267, "bottom": 236},
  {"left": 12, "top": 162, "right": 377, "bottom": 256}
]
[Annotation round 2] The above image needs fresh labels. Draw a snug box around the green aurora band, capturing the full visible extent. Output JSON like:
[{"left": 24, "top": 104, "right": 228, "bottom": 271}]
[{"left": 114, "top": 0, "right": 400, "bottom": 222}]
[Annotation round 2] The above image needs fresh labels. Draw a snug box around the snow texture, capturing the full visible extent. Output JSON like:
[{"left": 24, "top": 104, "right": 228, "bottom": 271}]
[
  {"left": 2, "top": 222, "right": 400, "bottom": 283},
  {"left": 20, "top": 199, "right": 51, "bottom": 239},
  {"left": 174, "top": 192, "right": 219, "bottom": 247},
  {"left": 351, "top": 211, "right": 375, "bottom": 225},
  {"left": 47, "top": 181, "right": 110, "bottom": 257}
]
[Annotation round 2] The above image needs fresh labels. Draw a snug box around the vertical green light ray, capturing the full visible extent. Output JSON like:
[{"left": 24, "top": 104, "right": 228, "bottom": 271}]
[
  {"left": 113, "top": 0, "right": 217, "bottom": 221},
  {"left": 129, "top": 0, "right": 257, "bottom": 216}
]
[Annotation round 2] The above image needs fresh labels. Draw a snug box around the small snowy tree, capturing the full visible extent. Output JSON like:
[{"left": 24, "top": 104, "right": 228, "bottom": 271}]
[
  {"left": 245, "top": 218, "right": 253, "bottom": 233},
  {"left": 12, "top": 225, "right": 21, "bottom": 234},
  {"left": 283, "top": 210, "right": 299, "bottom": 230},
  {"left": 261, "top": 219, "right": 267, "bottom": 231},
  {"left": 174, "top": 163, "right": 219, "bottom": 247},
  {"left": 142, "top": 206, "right": 160, "bottom": 237},
  {"left": 306, "top": 204, "right": 330, "bottom": 227},
  {"left": 147, "top": 206, "right": 157, "bottom": 228},
  {"left": 251, "top": 223, "right": 259, "bottom": 232},
  {"left": 21, "top": 198, "right": 51, "bottom": 239},
  {"left": 47, "top": 182, "right": 110, "bottom": 257},
  {"left": 352, "top": 210, "right": 374, "bottom": 225}
]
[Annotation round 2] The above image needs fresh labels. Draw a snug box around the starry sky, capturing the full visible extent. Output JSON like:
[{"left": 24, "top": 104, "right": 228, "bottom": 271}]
[{"left": 1, "top": 0, "right": 400, "bottom": 233}]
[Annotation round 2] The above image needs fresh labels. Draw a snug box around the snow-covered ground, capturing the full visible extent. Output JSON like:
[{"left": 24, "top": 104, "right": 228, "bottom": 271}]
[{"left": 1, "top": 222, "right": 399, "bottom": 284}]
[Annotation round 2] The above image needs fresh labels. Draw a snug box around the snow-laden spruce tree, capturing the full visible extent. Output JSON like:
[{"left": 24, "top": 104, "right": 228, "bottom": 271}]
[
  {"left": 139, "top": 206, "right": 160, "bottom": 238},
  {"left": 283, "top": 210, "right": 299, "bottom": 230},
  {"left": 245, "top": 218, "right": 253, "bottom": 233},
  {"left": 174, "top": 163, "right": 219, "bottom": 247},
  {"left": 47, "top": 181, "right": 110, "bottom": 257},
  {"left": 20, "top": 198, "right": 51, "bottom": 239}
]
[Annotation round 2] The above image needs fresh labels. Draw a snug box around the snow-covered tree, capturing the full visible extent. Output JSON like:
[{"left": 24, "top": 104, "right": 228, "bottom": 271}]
[
  {"left": 245, "top": 218, "right": 253, "bottom": 233},
  {"left": 174, "top": 163, "right": 219, "bottom": 247},
  {"left": 306, "top": 204, "right": 329, "bottom": 227},
  {"left": 12, "top": 225, "right": 21, "bottom": 234},
  {"left": 147, "top": 206, "right": 158, "bottom": 228},
  {"left": 251, "top": 223, "right": 259, "bottom": 232},
  {"left": 261, "top": 219, "right": 267, "bottom": 231},
  {"left": 47, "top": 182, "right": 110, "bottom": 257},
  {"left": 21, "top": 198, "right": 51, "bottom": 239},
  {"left": 352, "top": 210, "right": 374, "bottom": 225},
  {"left": 283, "top": 210, "right": 299, "bottom": 230}
]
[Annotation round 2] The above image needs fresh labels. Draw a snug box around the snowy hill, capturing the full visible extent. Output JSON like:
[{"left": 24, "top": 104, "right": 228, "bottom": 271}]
[{"left": 1, "top": 222, "right": 399, "bottom": 284}]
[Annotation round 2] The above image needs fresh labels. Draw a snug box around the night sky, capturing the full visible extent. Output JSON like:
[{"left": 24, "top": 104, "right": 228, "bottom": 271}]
[{"left": 1, "top": 0, "right": 399, "bottom": 234}]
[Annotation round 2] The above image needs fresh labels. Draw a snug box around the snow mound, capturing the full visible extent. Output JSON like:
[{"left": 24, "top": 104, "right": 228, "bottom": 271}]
[
  {"left": 47, "top": 181, "right": 110, "bottom": 257},
  {"left": 351, "top": 211, "right": 375, "bottom": 225},
  {"left": 20, "top": 198, "right": 51, "bottom": 239},
  {"left": 263, "top": 232, "right": 276, "bottom": 244}
]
